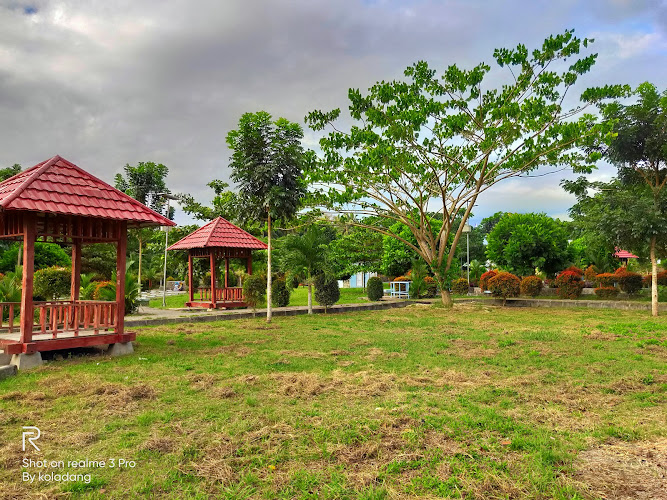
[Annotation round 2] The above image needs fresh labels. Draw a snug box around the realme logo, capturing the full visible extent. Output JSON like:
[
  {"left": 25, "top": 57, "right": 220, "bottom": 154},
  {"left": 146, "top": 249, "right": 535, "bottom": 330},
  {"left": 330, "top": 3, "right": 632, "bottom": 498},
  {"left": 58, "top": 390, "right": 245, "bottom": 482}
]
[{"left": 22, "top": 426, "right": 41, "bottom": 451}]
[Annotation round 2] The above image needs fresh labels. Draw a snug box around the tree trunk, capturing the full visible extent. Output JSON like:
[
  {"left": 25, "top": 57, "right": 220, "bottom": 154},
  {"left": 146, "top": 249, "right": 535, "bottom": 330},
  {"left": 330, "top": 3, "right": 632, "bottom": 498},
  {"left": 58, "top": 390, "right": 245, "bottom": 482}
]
[
  {"left": 266, "top": 213, "right": 272, "bottom": 323},
  {"left": 307, "top": 280, "right": 313, "bottom": 314},
  {"left": 137, "top": 235, "right": 143, "bottom": 292},
  {"left": 651, "top": 236, "right": 658, "bottom": 317},
  {"left": 440, "top": 288, "right": 453, "bottom": 308}
]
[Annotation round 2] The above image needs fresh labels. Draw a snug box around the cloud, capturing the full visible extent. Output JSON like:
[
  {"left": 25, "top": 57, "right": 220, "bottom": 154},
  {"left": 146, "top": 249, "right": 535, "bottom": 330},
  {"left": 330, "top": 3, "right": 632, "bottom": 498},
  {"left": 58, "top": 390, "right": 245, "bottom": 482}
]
[{"left": 0, "top": 0, "right": 664, "bottom": 225}]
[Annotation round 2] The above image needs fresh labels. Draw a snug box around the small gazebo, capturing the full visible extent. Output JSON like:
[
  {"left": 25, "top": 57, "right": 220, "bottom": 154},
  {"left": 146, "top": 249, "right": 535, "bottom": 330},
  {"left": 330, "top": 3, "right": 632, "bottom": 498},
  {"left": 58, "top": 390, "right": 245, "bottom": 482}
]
[
  {"left": 614, "top": 248, "right": 639, "bottom": 267},
  {"left": 167, "top": 216, "right": 267, "bottom": 309},
  {"left": 0, "top": 155, "right": 174, "bottom": 368}
]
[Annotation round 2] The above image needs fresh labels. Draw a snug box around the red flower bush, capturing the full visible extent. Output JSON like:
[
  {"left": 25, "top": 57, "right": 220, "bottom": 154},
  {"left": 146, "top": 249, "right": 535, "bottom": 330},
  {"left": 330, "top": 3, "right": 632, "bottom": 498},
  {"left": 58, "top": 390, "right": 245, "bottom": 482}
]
[
  {"left": 615, "top": 270, "right": 643, "bottom": 295},
  {"left": 487, "top": 272, "right": 520, "bottom": 302},
  {"left": 594, "top": 287, "right": 619, "bottom": 299},
  {"left": 562, "top": 266, "right": 584, "bottom": 277},
  {"left": 595, "top": 273, "right": 617, "bottom": 287},
  {"left": 480, "top": 270, "right": 498, "bottom": 291},
  {"left": 554, "top": 270, "right": 584, "bottom": 299},
  {"left": 584, "top": 265, "right": 599, "bottom": 282},
  {"left": 520, "top": 275, "right": 543, "bottom": 297},
  {"left": 643, "top": 271, "right": 667, "bottom": 287},
  {"left": 423, "top": 276, "right": 438, "bottom": 298},
  {"left": 393, "top": 276, "right": 409, "bottom": 282}
]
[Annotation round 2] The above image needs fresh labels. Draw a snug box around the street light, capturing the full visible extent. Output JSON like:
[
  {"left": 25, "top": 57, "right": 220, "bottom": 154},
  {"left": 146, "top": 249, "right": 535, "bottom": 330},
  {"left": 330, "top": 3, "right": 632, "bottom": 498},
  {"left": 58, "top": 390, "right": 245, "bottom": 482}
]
[{"left": 157, "top": 193, "right": 178, "bottom": 307}]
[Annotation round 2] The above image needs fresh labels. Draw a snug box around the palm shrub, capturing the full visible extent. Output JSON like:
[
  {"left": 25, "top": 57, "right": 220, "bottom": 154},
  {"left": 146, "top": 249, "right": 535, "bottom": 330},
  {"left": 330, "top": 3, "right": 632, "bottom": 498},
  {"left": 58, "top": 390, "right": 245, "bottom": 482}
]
[
  {"left": 408, "top": 259, "right": 428, "bottom": 299},
  {"left": 487, "top": 272, "right": 520, "bottom": 304},
  {"left": 469, "top": 260, "right": 486, "bottom": 285},
  {"left": 96, "top": 275, "right": 141, "bottom": 314},
  {"left": 314, "top": 273, "right": 340, "bottom": 311},
  {"left": 451, "top": 278, "right": 469, "bottom": 295},
  {"left": 271, "top": 278, "right": 290, "bottom": 308},
  {"left": 0, "top": 273, "right": 21, "bottom": 321},
  {"left": 520, "top": 276, "right": 543, "bottom": 297},
  {"left": 243, "top": 274, "right": 266, "bottom": 311},
  {"left": 554, "top": 271, "right": 584, "bottom": 299},
  {"left": 366, "top": 277, "right": 384, "bottom": 301}
]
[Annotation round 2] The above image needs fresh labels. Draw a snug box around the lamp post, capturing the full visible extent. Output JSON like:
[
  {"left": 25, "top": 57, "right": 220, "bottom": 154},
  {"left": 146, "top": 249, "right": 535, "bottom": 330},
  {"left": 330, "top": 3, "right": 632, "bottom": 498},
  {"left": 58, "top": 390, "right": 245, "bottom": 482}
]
[
  {"left": 157, "top": 193, "right": 178, "bottom": 307},
  {"left": 462, "top": 223, "right": 471, "bottom": 293}
]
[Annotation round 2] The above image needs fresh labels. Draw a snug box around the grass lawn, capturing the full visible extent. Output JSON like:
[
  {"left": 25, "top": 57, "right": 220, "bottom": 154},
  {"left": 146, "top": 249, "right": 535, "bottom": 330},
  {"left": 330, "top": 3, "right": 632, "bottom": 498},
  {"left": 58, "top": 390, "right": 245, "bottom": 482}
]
[
  {"left": 1, "top": 304, "right": 666, "bottom": 498},
  {"left": 148, "top": 286, "right": 373, "bottom": 309}
]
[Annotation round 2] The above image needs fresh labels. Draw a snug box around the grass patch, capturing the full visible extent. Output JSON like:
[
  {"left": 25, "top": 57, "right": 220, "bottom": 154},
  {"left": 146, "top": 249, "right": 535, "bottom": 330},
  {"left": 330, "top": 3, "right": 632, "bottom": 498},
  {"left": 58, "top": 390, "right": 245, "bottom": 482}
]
[{"left": 1, "top": 304, "right": 665, "bottom": 498}]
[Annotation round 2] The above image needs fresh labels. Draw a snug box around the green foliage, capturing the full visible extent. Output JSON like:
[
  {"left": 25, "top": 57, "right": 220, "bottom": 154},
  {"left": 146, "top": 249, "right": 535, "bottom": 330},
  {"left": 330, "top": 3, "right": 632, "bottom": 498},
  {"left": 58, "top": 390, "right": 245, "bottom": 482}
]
[
  {"left": 616, "top": 270, "right": 643, "bottom": 296},
  {"left": 178, "top": 181, "right": 248, "bottom": 228},
  {"left": 520, "top": 276, "right": 543, "bottom": 297},
  {"left": 0, "top": 270, "right": 21, "bottom": 320},
  {"left": 595, "top": 287, "right": 619, "bottom": 299},
  {"left": 487, "top": 272, "right": 520, "bottom": 301},
  {"left": 366, "top": 277, "right": 384, "bottom": 301},
  {"left": 451, "top": 278, "right": 469, "bottom": 295},
  {"left": 96, "top": 275, "right": 140, "bottom": 314},
  {"left": 329, "top": 224, "right": 383, "bottom": 280},
  {"left": 468, "top": 260, "right": 487, "bottom": 285},
  {"left": 81, "top": 243, "right": 116, "bottom": 280},
  {"left": 0, "top": 163, "right": 21, "bottom": 182},
  {"left": 33, "top": 266, "right": 71, "bottom": 300},
  {"left": 486, "top": 213, "right": 571, "bottom": 276},
  {"left": 242, "top": 274, "right": 266, "bottom": 311},
  {"left": 0, "top": 242, "right": 71, "bottom": 274},
  {"left": 114, "top": 162, "right": 171, "bottom": 216},
  {"left": 314, "top": 274, "right": 340, "bottom": 310},
  {"left": 271, "top": 279, "right": 290, "bottom": 308},
  {"left": 286, "top": 272, "right": 300, "bottom": 290},
  {"left": 408, "top": 260, "right": 428, "bottom": 299},
  {"left": 306, "top": 30, "right": 625, "bottom": 305},
  {"left": 554, "top": 271, "right": 584, "bottom": 299}
]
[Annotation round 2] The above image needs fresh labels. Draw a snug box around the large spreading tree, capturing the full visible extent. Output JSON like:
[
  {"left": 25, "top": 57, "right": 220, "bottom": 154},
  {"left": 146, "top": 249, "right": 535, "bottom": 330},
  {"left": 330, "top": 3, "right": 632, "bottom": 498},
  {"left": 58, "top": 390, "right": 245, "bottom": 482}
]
[
  {"left": 564, "top": 82, "right": 667, "bottom": 316},
  {"left": 227, "top": 111, "right": 306, "bottom": 322},
  {"left": 306, "top": 30, "right": 626, "bottom": 306}
]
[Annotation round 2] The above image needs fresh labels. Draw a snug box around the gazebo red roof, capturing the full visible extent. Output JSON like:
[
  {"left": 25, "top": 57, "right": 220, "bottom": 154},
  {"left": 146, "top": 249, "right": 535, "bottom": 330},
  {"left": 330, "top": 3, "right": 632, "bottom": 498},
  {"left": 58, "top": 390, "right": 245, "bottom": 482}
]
[
  {"left": 614, "top": 248, "right": 639, "bottom": 259},
  {"left": 168, "top": 216, "right": 267, "bottom": 250},
  {"left": 0, "top": 155, "right": 175, "bottom": 227}
]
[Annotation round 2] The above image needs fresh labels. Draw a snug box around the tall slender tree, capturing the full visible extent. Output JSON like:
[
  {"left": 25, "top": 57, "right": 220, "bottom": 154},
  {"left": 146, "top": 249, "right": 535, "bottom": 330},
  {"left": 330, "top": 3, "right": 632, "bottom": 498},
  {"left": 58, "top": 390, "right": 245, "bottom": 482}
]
[{"left": 227, "top": 112, "right": 306, "bottom": 322}]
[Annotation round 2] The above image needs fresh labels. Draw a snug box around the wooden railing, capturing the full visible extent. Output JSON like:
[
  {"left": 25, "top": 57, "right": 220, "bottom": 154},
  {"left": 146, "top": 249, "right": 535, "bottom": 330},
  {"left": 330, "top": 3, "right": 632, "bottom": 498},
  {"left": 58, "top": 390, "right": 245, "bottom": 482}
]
[
  {"left": 0, "top": 302, "right": 20, "bottom": 333},
  {"left": 34, "top": 300, "right": 117, "bottom": 338},
  {"left": 198, "top": 287, "right": 244, "bottom": 302}
]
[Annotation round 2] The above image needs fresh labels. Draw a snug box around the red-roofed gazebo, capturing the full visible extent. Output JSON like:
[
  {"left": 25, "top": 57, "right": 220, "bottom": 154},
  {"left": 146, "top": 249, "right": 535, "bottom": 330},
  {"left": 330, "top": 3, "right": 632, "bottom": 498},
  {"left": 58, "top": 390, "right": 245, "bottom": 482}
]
[
  {"left": 168, "top": 217, "right": 267, "bottom": 309},
  {"left": 0, "top": 155, "right": 174, "bottom": 368}
]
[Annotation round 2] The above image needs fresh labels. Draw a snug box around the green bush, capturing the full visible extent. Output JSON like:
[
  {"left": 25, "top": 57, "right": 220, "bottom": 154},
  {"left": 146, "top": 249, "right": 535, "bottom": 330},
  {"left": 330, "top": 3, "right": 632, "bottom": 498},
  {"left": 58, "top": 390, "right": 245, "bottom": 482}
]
[
  {"left": 451, "top": 278, "right": 469, "bottom": 295},
  {"left": 520, "top": 276, "right": 543, "bottom": 297},
  {"left": 554, "top": 271, "right": 584, "bottom": 299},
  {"left": 95, "top": 276, "right": 140, "bottom": 314},
  {"left": 33, "top": 266, "right": 71, "bottom": 300},
  {"left": 314, "top": 274, "right": 340, "bottom": 311},
  {"left": 81, "top": 282, "right": 97, "bottom": 300},
  {"left": 286, "top": 273, "right": 300, "bottom": 289},
  {"left": 487, "top": 272, "right": 520, "bottom": 302},
  {"left": 243, "top": 274, "right": 266, "bottom": 311},
  {"left": 366, "top": 277, "right": 384, "bottom": 301},
  {"left": 616, "top": 271, "right": 643, "bottom": 295},
  {"left": 271, "top": 278, "right": 290, "bottom": 308},
  {"left": 594, "top": 287, "right": 619, "bottom": 299}
]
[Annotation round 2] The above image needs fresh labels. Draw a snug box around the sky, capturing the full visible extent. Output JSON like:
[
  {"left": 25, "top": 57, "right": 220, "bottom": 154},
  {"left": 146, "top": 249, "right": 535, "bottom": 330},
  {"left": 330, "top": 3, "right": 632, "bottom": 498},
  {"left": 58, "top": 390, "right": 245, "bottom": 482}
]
[{"left": 1, "top": 0, "right": 666, "bottom": 226}]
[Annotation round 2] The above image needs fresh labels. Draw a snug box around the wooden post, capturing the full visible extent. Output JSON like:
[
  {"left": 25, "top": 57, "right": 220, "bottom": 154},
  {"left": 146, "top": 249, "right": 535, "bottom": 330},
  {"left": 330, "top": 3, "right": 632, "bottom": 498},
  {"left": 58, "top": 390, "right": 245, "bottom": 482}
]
[
  {"left": 247, "top": 255, "right": 252, "bottom": 275},
  {"left": 71, "top": 240, "right": 81, "bottom": 301},
  {"left": 188, "top": 252, "right": 194, "bottom": 304},
  {"left": 20, "top": 214, "right": 36, "bottom": 344},
  {"left": 210, "top": 251, "right": 217, "bottom": 307},
  {"left": 115, "top": 221, "right": 127, "bottom": 334},
  {"left": 225, "top": 256, "right": 229, "bottom": 288}
]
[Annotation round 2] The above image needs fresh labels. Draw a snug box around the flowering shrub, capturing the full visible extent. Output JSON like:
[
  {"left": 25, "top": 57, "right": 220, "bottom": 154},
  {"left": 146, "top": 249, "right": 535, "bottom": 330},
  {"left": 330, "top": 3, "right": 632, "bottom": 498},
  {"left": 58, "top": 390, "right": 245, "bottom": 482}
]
[
  {"left": 93, "top": 281, "right": 114, "bottom": 300},
  {"left": 643, "top": 271, "right": 667, "bottom": 287},
  {"left": 615, "top": 270, "right": 643, "bottom": 295},
  {"left": 480, "top": 270, "right": 498, "bottom": 291},
  {"left": 554, "top": 271, "right": 584, "bottom": 299},
  {"left": 451, "top": 278, "right": 469, "bottom": 295},
  {"left": 562, "top": 266, "right": 584, "bottom": 277},
  {"left": 393, "top": 276, "right": 410, "bottom": 282},
  {"left": 595, "top": 287, "right": 619, "bottom": 299},
  {"left": 584, "top": 265, "right": 599, "bottom": 282},
  {"left": 520, "top": 276, "right": 543, "bottom": 297},
  {"left": 596, "top": 273, "right": 617, "bottom": 287},
  {"left": 544, "top": 278, "right": 554, "bottom": 288},
  {"left": 487, "top": 272, "right": 520, "bottom": 302}
]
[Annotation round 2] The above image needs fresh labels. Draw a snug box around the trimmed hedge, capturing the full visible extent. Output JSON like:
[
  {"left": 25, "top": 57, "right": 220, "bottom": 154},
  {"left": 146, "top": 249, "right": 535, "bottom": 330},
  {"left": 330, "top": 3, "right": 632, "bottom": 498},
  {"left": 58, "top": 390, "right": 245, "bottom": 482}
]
[
  {"left": 555, "top": 271, "right": 584, "bottom": 299},
  {"left": 595, "top": 273, "right": 616, "bottom": 287},
  {"left": 33, "top": 266, "right": 71, "bottom": 300},
  {"left": 314, "top": 274, "right": 340, "bottom": 310},
  {"left": 584, "top": 265, "right": 599, "bottom": 282},
  {"left": 367, "top": 277, "right": 384, "bottom": 301},
  {"left": 594, "top": 287, "right": 619, "bottom": 299},
  {"left": 520, "top": 276, "right": 543, "bottom": 297},
  {"left": 643, "top": 271, "right": 667, "bottom": 287},
  {"left": 451, "top": 278, "right": 469, "bottom": 295},
  {"left": 243, "top": 274, "right": 266, "bottom": 311},
  {"left": 487, "top": 272, "right": 520, "bottom": 301},
  {"left": 271, "top": 278, "right": 290, "bottom": 308},
  {"left": 616, "top": 271, "right": 643, "bottom": 295},
  {"left": 480, "top": 270, "right": 498, "bottom": 291}
]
